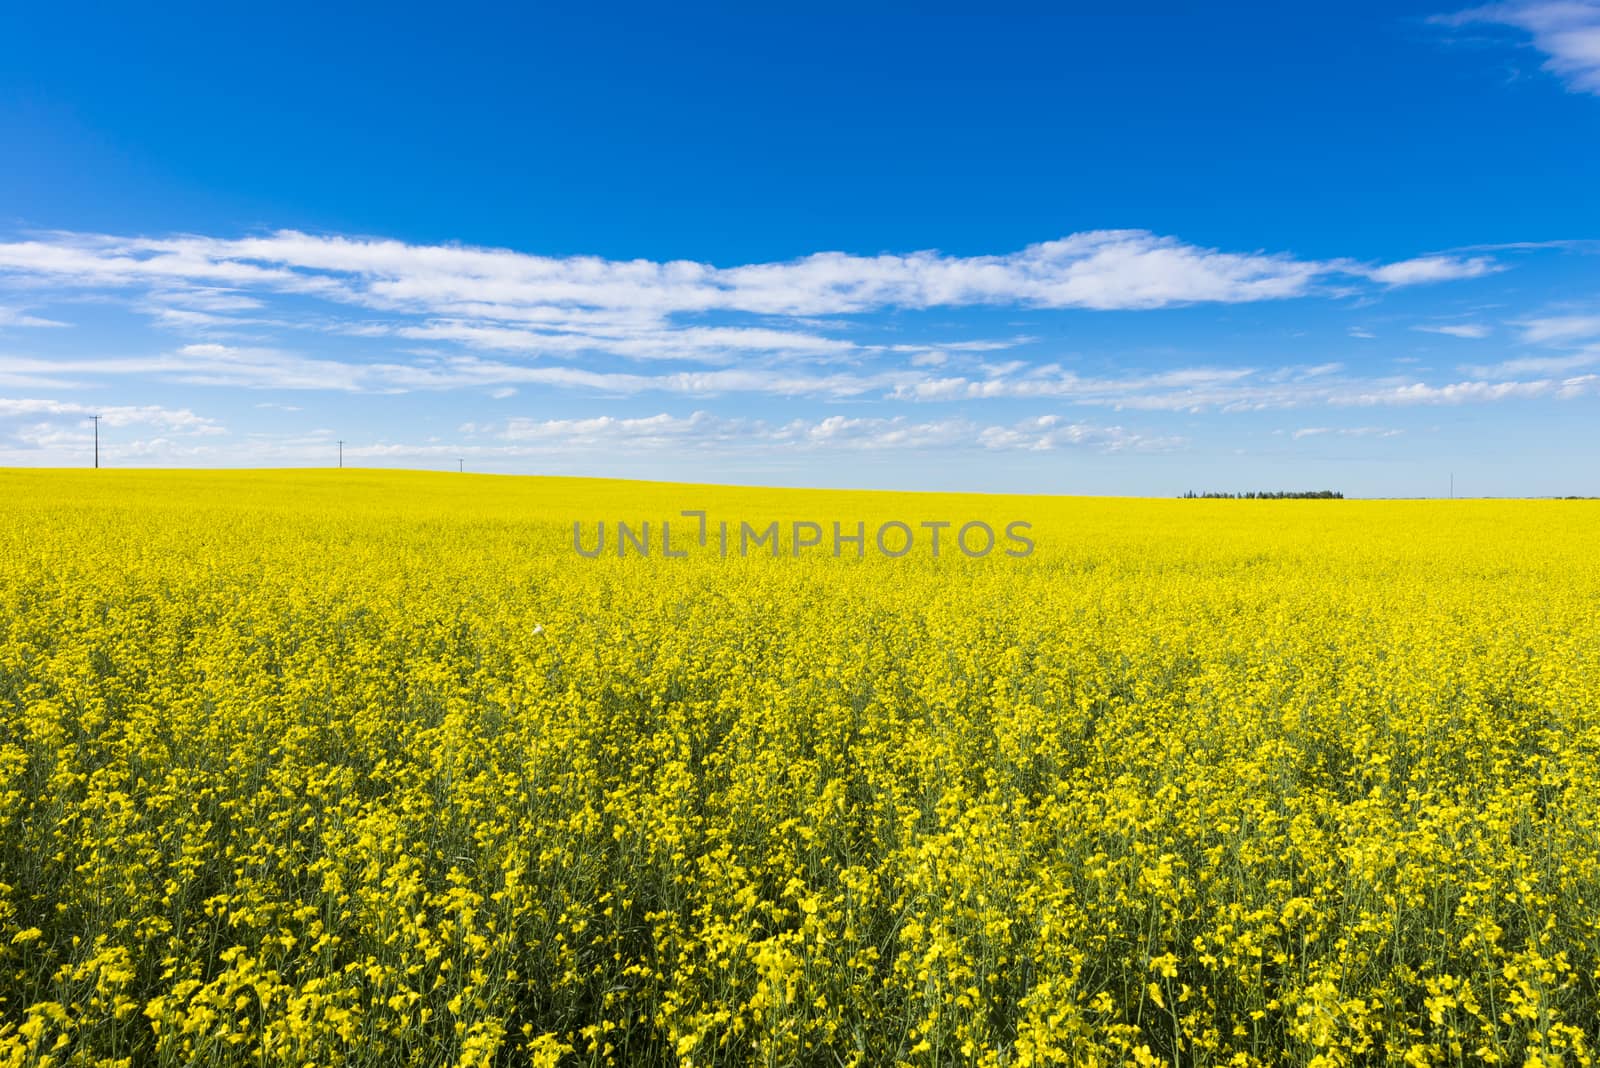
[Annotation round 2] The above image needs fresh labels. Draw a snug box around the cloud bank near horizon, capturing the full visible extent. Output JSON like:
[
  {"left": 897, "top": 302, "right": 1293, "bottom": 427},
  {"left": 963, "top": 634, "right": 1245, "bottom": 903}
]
[{"left": 0, "top": 224, "right": 1593, "bottom": 479}]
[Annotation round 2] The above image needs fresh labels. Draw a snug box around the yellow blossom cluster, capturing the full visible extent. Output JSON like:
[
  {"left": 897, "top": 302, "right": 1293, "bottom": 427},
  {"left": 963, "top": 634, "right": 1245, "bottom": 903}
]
[{"left": 1, "top": 469, "right": 1598, "bottom": 1066}]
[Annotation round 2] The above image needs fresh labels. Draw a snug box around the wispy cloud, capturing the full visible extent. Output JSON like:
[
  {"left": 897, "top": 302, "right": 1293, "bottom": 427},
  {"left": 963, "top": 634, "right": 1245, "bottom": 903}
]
[
  {"left": 0, "top": 344, "right": 384, "bottom": 392},
  {"left": 1440, "top": 1, "right": 1600, "bottom": 95},
  {"left": 892, "top": 366, "right": 1600, "bottom": 409},
  {"left": 1414, "top": 322, "right": 1492, "bottom": 338},
  {"left": 1518, "top": 314, "right": 1600, "bottom": 344},
  {"left": 9, "top": 342, "right": 1596, "bottom": 413},
  {"left": 0, "top": 344, "right": 914, "bottom": 396},
  {"left": 472, "top": 410, "right": 1179, "bottom": 454},
  {"left": 0, "top": 397, "right": 225, "bottom": 461},
  {"left": 0, "top": 228, "right": 1501, "bottom": 368},
  {"left": 14, "top": 409, "right": 1170, "bottom": 466},
  {"left": 389, "top": 319, "right": 864, "bottom": 363},
  {"left": 0, "top": 224, "right": 1580, "bottom": 471},
  {"left": 1460, "top": 351, "right": 1600, "bottom": 377},
  {"left": 1363, "top": 255, "right": 1501, "bottom": 286},
  {"left": 0, "top": 307, "right": 70, "bottom": 328},
  {"left": 1292, "top": 426, "right": 1405, "bottom": 439},
  {"left": 1359, "top": 375, "right": 1598, "bottom": 403}
]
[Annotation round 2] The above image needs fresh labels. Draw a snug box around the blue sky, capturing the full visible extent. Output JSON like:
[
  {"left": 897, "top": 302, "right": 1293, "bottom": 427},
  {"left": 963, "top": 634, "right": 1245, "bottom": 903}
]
[{"left": 1, "top": 2, "right": 1598, "bottom": 496}]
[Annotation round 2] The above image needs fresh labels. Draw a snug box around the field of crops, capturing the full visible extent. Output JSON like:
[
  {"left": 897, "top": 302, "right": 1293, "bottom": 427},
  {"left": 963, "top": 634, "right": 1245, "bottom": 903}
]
[{"left": 2, "top": 470, "right": 1599, "bottom": 1067}]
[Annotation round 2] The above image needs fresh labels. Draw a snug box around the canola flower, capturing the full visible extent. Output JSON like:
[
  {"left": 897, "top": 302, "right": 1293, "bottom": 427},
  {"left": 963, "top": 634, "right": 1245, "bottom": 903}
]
[{"left": 1, "top": 468, "right": 1599, "bottom": 1066}]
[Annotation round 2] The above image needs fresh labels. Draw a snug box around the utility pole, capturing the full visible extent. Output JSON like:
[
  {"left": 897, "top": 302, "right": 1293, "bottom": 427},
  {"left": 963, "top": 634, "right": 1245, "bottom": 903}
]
[
  {"left": 458, "top": 458, "right": 463, "bottom": 473},
  {"left": 338, "top": 440, "right": 344, "bottom": 469},
  {"left": 92, "top": 415, "right": 100, "bottom": 469}
]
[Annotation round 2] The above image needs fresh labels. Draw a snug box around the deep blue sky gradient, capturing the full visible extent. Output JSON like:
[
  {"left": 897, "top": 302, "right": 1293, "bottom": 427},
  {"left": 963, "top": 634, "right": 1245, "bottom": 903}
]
[{"left": 6, "top": 3, "right": 1595, "bottom": 256}]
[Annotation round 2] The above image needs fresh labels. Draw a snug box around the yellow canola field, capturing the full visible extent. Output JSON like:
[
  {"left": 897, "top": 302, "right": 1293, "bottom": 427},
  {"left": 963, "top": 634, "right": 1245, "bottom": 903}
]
[{"left": 2, "top": 469, "right": 1599, "bottom": 1067}]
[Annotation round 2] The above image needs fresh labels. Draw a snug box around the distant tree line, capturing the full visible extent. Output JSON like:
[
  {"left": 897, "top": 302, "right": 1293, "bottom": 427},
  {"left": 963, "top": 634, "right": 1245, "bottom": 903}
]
[{"left": 1181, "top": 490, "right": 1345, "bottom": 499}]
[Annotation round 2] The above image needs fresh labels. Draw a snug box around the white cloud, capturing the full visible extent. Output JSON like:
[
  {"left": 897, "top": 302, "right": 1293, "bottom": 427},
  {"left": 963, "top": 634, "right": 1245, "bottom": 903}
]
[
  {"left": 0, "top": 228, "right": 1498, "bottom": 331},
  {"left": 1518, "top": 314, "right": 1600, "bottom": 344},
  {"left": 0, "top": 223, "right": 1581, "bottom": 439},
  {"left": 1292, "top": 426, "right": 1404, "bottom": 439},
  {"left": 1442, "top": 1, "right": 1600, "bottom": 95},
  {"left": 894, "top": 365, "right": 1600, "bottom": 411},
  {"left": 150, "top": 287, "right": 265, "bottom": 312},
  {"left": 0, "top": 345, "right": 925, "bottom": 397},
  {"left": 392, "top": 319, "right": 862, "bottom": 363},
  {"left": 1350, "top": 377, "right": 1588, "bottom": 404},
  {"left": 486, "top": 410, "right": 1178, "bottom": 454},
  {"left": 0, "top": 226, "right": 1528, "bottom": 425},
  {"left": 1460, "top": 351, "right": 1600, "bottom": 377},
  {"left": 9, "top": 341, "right": 1595, "bottom": 415},
  {"left": 142, "top": 305, "right": 243, "bottom": 331},
  {"left": 0, "top": 307, "right": 69, "bottom": 328},
  {"left": 0, "top": 397, "right": 224, "bottom": 434},
  {"left": 1363, "top": 255, "right": 1501, "bottom": 286},
  {"left": 499, "top": 411, "right": 734, "bottom": 448},
  {"left": 971, "top": 415, "right": 1179, "bottom": 452},
  {"left": 1558, "top": 372, "right": 1600, "bottom": 397},
  {"left": 1414, "top": 322, "right": 1492, "bottom": 338}
]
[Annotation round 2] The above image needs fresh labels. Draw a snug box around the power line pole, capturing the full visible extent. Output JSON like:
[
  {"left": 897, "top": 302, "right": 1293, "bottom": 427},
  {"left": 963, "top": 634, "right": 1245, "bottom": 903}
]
[
  {"left": 458, "top": 458, "right": 463, "bottom": 473},
  {"left": 92, "top": 415, "right": 100, "bottom": 469},
  {"left": 338, "top": 440, "right": 344, "bottom": 469}
]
